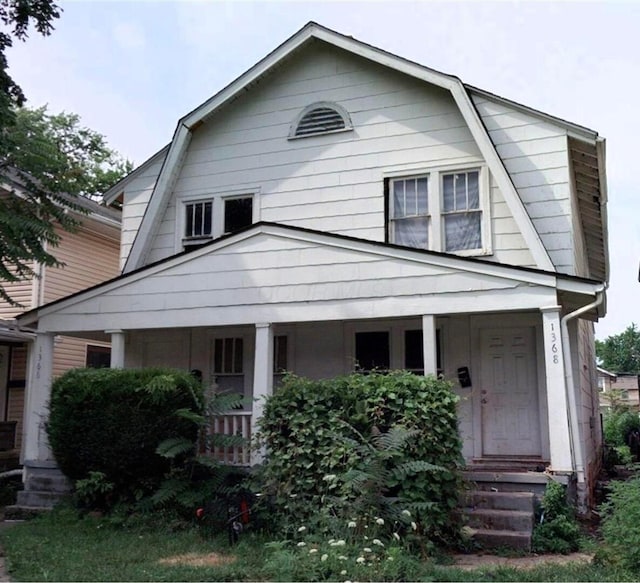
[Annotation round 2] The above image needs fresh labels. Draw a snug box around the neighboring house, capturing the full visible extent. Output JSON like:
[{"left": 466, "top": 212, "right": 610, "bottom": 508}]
[
  {"left": 0, "top": 175, "right": 121, "bottom": 456},
  {"left": 598, "top": 367, "right": 640, "bottom": 411},
  {"left": 16, "top": 23, "right": 608, "bottom": 513}
]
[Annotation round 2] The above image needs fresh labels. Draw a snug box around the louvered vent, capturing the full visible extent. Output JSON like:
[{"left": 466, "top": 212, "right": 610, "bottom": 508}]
[{"left": 290, "top": 102, "right": 352, "bottom": 139}]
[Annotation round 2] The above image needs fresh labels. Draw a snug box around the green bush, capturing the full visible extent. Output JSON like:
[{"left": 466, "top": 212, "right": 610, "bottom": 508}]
[
  {"left": 532, "top": 481, "right": 581, "bottom": 554},
  {"left": 256, "top": 371, "right": 463, "bottom": 546},
  {"left": 599, "top": 477, "right": 640, "bottom": 571},
  {"left": 47, "top": 368, "right": 204, "bottom": 504},
  {"left": 603, "top": 399, "right": 640, "bottom": 448}
]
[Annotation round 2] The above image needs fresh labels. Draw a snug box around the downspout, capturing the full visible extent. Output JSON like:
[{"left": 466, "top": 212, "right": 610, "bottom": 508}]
[{"left": 560, "top": 283, "right": 607, "bottom": 486}]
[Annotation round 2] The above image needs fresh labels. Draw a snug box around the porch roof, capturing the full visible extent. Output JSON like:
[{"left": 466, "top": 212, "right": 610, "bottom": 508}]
[{"left": 17, "top": 223, "right": 604, "bottom": 334}]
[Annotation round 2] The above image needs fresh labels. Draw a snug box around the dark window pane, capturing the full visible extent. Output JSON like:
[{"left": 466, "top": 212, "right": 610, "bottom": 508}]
[
  {"left": 224, "top": 338, "right": 234, "bottom": 372},
  {"left": 194, "top": 203, "right": 204, "bottom": 236},
  {"left": 234, "top": 338, "right": 244, "bottom": 373},
  {"left": 214, "top": 339, "right": 223, "bottom": 373},
  {"left": 186, "top": 204, "right": 194, "bottom": 237},
  {"left": 274, "top": 335, "right": 288, "bottom": 372},
  {"left": 203, "top": 201, "right": 213, "bottom": 235},
  {"left": 225, "top": 197, "right": 253, "bottom": 233},
  {"left": 86, "top": 345, "right": 111, "bottom": 369},
  {"left": 355, "top": 331, "right": 390, "bottom": 371},
  {"left": 405, "top": 330, "right": 423, "bottom": 370}
]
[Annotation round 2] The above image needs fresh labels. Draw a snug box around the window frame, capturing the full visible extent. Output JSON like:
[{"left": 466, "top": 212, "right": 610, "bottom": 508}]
[
  {"left": 178, "top": 189, "right": 260, "bottom": 252},
  {"left": 386, "top": 165, "right": 491, "bottom": 256}
]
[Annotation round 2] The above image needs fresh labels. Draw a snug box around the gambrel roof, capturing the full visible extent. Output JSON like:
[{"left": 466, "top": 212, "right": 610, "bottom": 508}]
[{"left": 116, "top": 22, "right": 607, "bottom": 281}]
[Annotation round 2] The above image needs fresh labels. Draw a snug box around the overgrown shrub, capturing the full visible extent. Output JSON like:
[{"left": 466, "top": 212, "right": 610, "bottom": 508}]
[
  {"left": 256, "top": 371, "right": 463, "bottom": 546},
  {"left": 598, "top": 477, "right": 640, "bottom": 571},
  {"left": 532, "top": 480, "right": 581, "bottom": 554},
  {"left": 47, "top": 368, "right": 204, "bottom": 505}
]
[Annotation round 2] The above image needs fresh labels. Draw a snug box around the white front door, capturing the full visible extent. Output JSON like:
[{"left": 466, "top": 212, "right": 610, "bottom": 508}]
[{"left": 480, "top": 327, "right": 541, "bottom": 457}]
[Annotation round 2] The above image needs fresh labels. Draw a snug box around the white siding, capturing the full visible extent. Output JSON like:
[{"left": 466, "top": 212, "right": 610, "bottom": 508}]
[
  {"left": 120, "top": 156, "right": 165, "bottom": 269},
  {"left": 147, "top": 43, "right": 531, "bottom": 268},
  {"left": 472, "top": 95, "right": 575, "bottom": 274}
]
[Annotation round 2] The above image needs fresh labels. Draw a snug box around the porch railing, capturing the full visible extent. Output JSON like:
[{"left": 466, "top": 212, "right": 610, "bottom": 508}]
[{"left": 207, "top": 411, "right": 252, "bottom": 466}]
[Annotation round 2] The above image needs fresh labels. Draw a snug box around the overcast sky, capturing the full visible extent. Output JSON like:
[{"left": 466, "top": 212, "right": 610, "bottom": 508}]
[{"left": 7, "top": 1, "right": 638, "bottom": 340}]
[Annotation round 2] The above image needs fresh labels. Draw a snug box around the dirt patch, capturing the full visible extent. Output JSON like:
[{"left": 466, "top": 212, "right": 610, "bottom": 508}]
[
  {"left": 158, "top": 552, "right": 236, "bottom": 567},
  {"left": 449, "top": 552, "right": 593, "bottom": 571}
]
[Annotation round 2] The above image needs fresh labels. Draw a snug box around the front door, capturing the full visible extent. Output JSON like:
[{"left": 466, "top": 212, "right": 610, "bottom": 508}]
[{"left": 480, "top": 327, "right": 541, "bottom": 457}]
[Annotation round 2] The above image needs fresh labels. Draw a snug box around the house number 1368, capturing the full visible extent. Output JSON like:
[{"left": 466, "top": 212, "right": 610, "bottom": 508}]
[{"left": 550, "top": 323, "right": 559, "bottom": 364}]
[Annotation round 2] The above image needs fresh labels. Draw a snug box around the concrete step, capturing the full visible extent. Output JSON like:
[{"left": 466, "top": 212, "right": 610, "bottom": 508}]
[
  {"left": 16, "top": 489, "right": 68, "bottom": 508},
  {"left": 465, "top": 508, "right": 534, "bottom": 532},
  {"left": 3, "top": 505, "right": 52, "bottom": 520},
  {"left": 464, "top": 490, "right": 535, "bottom": 512},
  {"left": 25, "top": 474, "right": 71, "bottom": 493},
  {"left": 471, "top": 528, "right": 532, "bottom": 551},
  {"left": 462, "top": 471, "right": 550, "bottom": 498}
]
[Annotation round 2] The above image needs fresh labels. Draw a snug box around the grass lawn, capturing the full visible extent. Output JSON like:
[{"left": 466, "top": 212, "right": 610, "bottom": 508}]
[{"left": 0, "top": 508, "right": 635, "bottom": 582}]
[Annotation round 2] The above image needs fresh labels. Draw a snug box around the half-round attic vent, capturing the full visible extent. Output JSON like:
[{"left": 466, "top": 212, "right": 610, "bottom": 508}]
[{"left": 290, "top": 102, "right": 352, "bottom": 139}]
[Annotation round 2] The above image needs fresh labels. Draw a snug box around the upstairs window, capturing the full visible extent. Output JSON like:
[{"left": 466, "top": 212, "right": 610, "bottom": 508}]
[
  {"left": 290, "top": 102, "right": 352, "bottom": 139},
  {"left": 387, "top": 167, "right": 489, "bottom": 256},
  {"left": 185, "top": 201, "right": 213, "bottom": 240},
  {"left": 224, "top": 197, "right": 253, "bottom": 234}
]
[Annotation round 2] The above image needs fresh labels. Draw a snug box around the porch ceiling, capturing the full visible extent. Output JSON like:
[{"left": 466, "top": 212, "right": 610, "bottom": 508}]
[{"left": 18, "top": 224, "right": 600, "bottom": 334}]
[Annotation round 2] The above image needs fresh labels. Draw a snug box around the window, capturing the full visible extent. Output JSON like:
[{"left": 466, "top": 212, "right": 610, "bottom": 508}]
[
  {"left": 213, "top": 337, "right": 245, "bottom": 399},
  {"left": 404, "top": 329, "right": 443, "bottom": 377},
  {"left": 442, "top": 171, "right": 481, "bottom": 252},
  {"left": 185, "top": 201, "right": 213, "bottom": 240},
  {"left": 290, "top": 102, "right": 353, "bottom": 139},
  {"left": 182, "top": 193, "right": 256, "bottom": 251},
  {"left": 355, "top": 331, "right": 390, "bottom": 372},
  {"left": 86, "top": 345, "right": 111, "bottom": 369},
  {"left": 388, "top": 168, "right": 488, "bottom": 255},
  {"left": 224, "top": 197, "right": 253, "bottom": 234},
  {"left": 273, "top": 335, "right": 288, "bottom": 388}
]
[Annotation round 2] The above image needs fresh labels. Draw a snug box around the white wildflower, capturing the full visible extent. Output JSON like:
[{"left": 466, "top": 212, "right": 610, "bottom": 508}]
[
  {"left": 363, "top": 535, "right": 368, "bottom": 540},
  {"left": 393, "top": 532, "right": 401, "bottom": 541},
  {"left": 298, "top": 526, "right": 306, "bottom": 532},
  {"left": 290, "top": 493, "right": 297, "bottom": 498},
  {"left": 329, "top": 539, "right": 336, "bottom": 544},
  {"left": 297, "top": 541, "right": 306, "bottom": 547},
  {"left": 356, "top": 556, "right": 366, "bottom": 564},
  {"left": 387, "top": 556, "right": 394, "bottom": 562},
  {"left": 340, "top": 570, "right": 347, "bottom": 576},
  {"left": 372, "top": 539, "right": 384, "bottom": 547},
  {"left": 323, "top": 474, "right": 337, "bottom": 481},
  {"left": 401, "top": 510, "right": 411, "bottom": 517},
  {"left": 411, "top": 521, "right": 417, "bottom": 531},
  {"left": 309, "top": 548, "right": 318, "bottom": 554},
  {"left": 338, "top": 555, "right": 347, "bottom": 561},
  {"left": 334, "top": 540, "right": 346, "bottom": 546},
  {"left": 375, "top": 517, "right": 384, "bottom": 525},
  {"left": 348, "top": 521, "right": 357, "bottom": 528},
  {"left": 363, "top": 547, "right": 372, "bottom": 553},
  {"left": 321, "top": 554, "right": 328, "bottom": 562}
]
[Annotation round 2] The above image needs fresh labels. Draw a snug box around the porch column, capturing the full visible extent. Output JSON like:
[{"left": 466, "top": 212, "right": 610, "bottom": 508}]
[
  {"left": 422, "top": 315, "right": 437, "bottom": 375},
  {"left": 540, "top": 306, "right": 573, "bottom": 473},
  {"left": 252, "top": 323, "right": 273, "bottom": 465},
  {"left": 106, "top": 329, "right": 125, "bottom": 368},
  {"left": 22, "top": 332, "right": 55, "bottom": 464}
]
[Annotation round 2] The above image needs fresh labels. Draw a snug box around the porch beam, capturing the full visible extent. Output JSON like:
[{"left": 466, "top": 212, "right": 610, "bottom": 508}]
[
  {"left": 252, "top": 322, "right": 274, "bottom": 465},
  {"left": 106, "top": 329, "right": 126, "bottom": 368},
  {"left": 22, "top": 332, "right": 55, "bottom": 464},
  {"left": 540, "top": 306, "right": 573, "bottom": 473},
  {"left": 422, "top": 315, "right": 437, "bottom": 375}
]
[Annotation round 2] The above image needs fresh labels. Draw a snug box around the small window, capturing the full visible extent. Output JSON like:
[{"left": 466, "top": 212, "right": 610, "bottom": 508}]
[
  {"left": 224, "top": 197, "right": 253, "bottom": 234},
  {"left": 404, "top": 329, "right": 443, "bottom": 376},
  {"left": 442, "top": 171, "right": 481, "bottom": 252},
  {"left": 355, "top": 331, "right": 390, "bottom": 372},
  {"left": 86, "top": 345, "right": 111, "bottom": 369},
  {"left": 185, "top": 200, "right": 213, "bottom": 239},
  {"left": 290, "top": 102, "right": 352, "bottom": 139}
]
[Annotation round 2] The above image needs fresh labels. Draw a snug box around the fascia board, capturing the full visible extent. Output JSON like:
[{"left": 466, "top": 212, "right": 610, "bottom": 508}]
[
  {"left": 556, "top": 277, "right": 604, "bottom": 296},
  {"left": 123, "top": 127, "right": 191, "bottom": 272},
  {"left": 596, "top": 137, "right": 610, "bottom": 283},
  {"left": 466, "top": 85, "right": 599, "bottom": 142}
]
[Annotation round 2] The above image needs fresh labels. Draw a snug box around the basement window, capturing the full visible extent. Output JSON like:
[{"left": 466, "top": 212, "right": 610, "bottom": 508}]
[{"left": 289, "top": 101, "right": 352, "bottom": 139}]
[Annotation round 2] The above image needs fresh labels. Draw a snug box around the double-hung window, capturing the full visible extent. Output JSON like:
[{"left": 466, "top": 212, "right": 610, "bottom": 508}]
[
  {"left": 185, "top": 201, "right": 213, "bottom": 241},
  {"left": 388, "top": 168, "right": 488, "bottom": 255}
]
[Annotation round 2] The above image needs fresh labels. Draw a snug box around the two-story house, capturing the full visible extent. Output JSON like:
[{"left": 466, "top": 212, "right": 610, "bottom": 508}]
[
  {"left": 16, "top": 23, "right": 608, "bottom": 513},
  {"left": 0, "top": 173, "right": 121, "bottom": 459}
]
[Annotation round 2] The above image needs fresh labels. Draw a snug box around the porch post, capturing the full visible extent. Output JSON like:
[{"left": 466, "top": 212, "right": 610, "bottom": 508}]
[
  {"left": 252, "top": 323, "right": 273, "bottom": 465},
  {"left": 106, "top": 329, "right": 126, "bottom": 368},
  {"left": 22, "top": 332, "right": 55, "bottom": 464},
  {"left": 540, "top": 306, "right": 573, "bottom": 473},
  {"left": 422, "top": 315, "right": 437, "bottom": 375}
]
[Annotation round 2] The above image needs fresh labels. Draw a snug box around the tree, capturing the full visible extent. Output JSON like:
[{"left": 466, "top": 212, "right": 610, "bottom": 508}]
[{"left": 596, "top": 324, "right": 640, "bottom": 374}]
